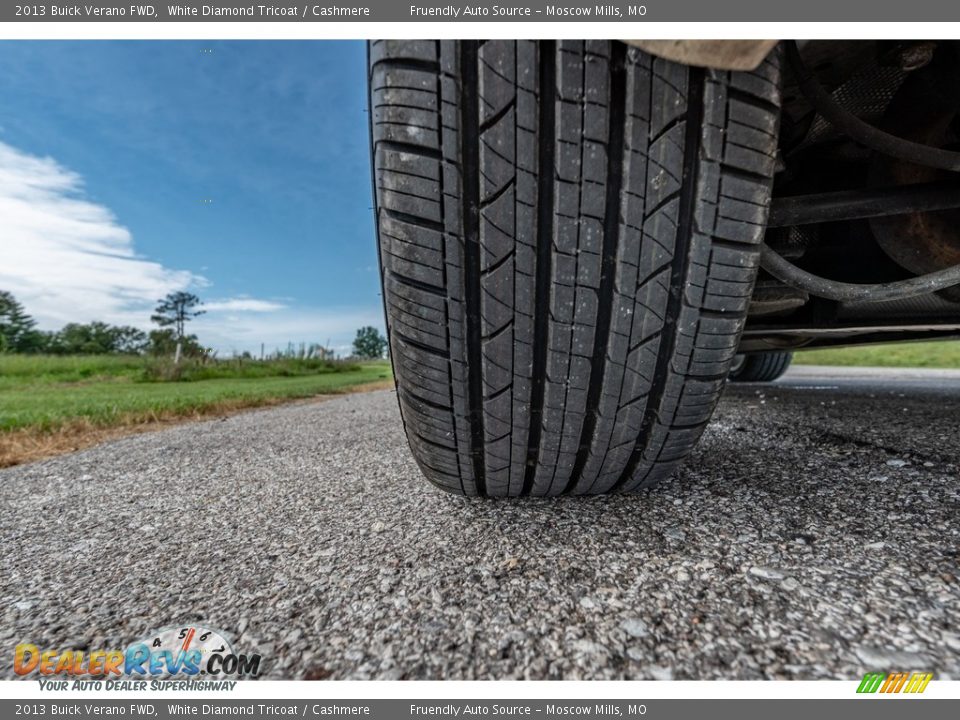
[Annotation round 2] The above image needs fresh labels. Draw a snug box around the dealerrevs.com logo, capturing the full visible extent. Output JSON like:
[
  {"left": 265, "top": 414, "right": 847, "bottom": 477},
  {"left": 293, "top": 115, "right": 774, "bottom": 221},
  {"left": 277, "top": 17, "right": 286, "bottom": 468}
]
[{"left": 15, "top": 626, "right": 262, "bottom": 683}]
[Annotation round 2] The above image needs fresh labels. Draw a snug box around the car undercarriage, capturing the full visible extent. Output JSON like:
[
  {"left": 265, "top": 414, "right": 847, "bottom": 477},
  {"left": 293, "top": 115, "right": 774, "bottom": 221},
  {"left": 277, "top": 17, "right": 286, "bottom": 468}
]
[{"left": 741, "top": 40, "right": 960, "bottom": 352}]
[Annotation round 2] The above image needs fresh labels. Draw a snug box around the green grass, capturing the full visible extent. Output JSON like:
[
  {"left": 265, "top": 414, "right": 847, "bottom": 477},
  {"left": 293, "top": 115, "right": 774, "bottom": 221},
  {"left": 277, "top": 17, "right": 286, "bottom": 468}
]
[
  {"left": 794, "top": 340, "right": 960, "bottom": 369},
  {"left": 140, "top": 356, "right": 364, "bottom": 382},
  {"left": 0, "top": 354, "right": 146, "bottom": 388},
  {"left": 0, "top": 355, "right": 392, "bottom": 432}
]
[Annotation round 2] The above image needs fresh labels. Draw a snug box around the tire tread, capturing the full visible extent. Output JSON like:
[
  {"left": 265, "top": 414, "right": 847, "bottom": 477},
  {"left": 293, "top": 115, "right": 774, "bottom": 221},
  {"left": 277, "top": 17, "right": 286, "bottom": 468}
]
[{"left": 371, "top": 41, "right": 781, "bottom": 495}]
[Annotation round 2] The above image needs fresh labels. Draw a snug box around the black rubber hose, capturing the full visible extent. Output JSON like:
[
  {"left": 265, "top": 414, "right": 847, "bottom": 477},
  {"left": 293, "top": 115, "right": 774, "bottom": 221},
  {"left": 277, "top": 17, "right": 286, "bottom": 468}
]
[
  {"left": 760, "top": 244, "right": 960, "bottom": 302},
  {"left": 786, "top": 41, "right": 960, "bottom": 172}
]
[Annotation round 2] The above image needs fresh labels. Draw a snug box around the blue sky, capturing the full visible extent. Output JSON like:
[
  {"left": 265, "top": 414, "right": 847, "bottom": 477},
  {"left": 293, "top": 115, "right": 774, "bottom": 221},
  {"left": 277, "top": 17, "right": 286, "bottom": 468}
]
[{"left": 0, "top": 40, "right": 384, "bottom": 355}]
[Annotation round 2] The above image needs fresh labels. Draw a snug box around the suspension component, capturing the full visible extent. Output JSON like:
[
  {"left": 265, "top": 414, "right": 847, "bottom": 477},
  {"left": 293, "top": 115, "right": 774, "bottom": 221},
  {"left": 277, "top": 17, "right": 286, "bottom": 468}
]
[
  {"left": 786, "top": 41, "right": 960, "bottom": 172},
  {"left": 768, "top": 181, "right": 960, "bottom": 227},
  {"left": 760, "top": 244, "right": 960, "bottom": 302}
]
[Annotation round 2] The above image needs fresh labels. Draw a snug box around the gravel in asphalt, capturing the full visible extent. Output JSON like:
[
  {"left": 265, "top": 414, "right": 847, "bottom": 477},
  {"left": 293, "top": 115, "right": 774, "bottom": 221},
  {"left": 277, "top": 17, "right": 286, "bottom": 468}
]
[{"left": 1, "top": 369, "right": 958, "bottom": 680}]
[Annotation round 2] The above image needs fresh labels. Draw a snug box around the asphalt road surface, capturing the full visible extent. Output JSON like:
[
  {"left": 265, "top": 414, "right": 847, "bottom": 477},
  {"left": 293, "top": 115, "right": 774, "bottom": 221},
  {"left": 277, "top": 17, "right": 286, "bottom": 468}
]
[{"left": 2, "top": 366, "right": 958, "bottom": 680}]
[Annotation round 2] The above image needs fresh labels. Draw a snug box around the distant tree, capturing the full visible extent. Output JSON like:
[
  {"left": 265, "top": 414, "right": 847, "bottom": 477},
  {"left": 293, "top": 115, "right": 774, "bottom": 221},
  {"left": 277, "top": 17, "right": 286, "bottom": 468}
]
[
  {"left": 151, "top": 291, "right": 204, "bottom": 362},
  {"left": 0, "top": 290, "right": 39, "bottom": 352},
  {"left": 14, "top": 329, "right": 51, "bottom": 354},
  {"left": 110, "top": 325, "right": 149, "bottom": 354},
  {"left": 51, "top": 322, "right": 147, "bottom": 355},
  {"left": 147, "top": 329, "right": 177, "bottom": 356},
  {"left": 151, "top": 291, "right": 204, "bottom": 340},
  {"left": 50, "top": 323, "right": 102, "bottom": 354},
  {"left": 0, "top": 291, "right": 153, "bottom": 355},
  {"left": 353, "top": 326, "right": 387, "bottom": 359},
  {"left": 147, "top": 329, "right": 203, "bottom": 358}
]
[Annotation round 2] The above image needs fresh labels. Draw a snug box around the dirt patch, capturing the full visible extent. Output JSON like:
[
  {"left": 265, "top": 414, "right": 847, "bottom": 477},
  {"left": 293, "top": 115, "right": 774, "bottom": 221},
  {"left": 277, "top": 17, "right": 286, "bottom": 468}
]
[{"left": 0, "top": 380, "right": 395, "bottom": 469}]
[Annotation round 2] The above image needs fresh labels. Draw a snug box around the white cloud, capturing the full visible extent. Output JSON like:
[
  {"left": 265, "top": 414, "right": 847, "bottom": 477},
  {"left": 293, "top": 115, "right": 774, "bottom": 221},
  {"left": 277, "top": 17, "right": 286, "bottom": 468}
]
[
  {"left": 203, "top": 298, "right": 287, "bottom": 313},
  {"left": 0, "top": 141, "right": 385, "bottom": 355},
  {"left": 0, "top": 141, "right": 203, "bottom": 329},
  {"left": 195, "top": 306, "right": 385, "bottom": 357}
]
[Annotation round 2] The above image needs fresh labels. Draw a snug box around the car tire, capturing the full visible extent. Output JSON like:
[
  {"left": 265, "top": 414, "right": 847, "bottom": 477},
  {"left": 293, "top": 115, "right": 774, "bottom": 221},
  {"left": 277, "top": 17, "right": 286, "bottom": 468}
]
[
  {"left": 729, "top": 351, "right": 793, "bottom": 382},
  {"left": 369, "top": 40, "right": 781, "bottom": 495}
]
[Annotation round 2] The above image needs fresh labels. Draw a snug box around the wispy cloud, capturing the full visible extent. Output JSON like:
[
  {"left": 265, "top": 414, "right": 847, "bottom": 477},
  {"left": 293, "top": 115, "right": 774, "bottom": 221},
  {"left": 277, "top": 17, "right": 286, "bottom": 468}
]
[
  {"left": 195, "top": 306, "right": 384, "bottom": 356},
  {"left": 203, "top": 298, "right": 287, "bottom": 313},
  {"left": 0, "top": 141, "right": 381, "bottom": 355},
  {"left": 0, "top": 141, "right": 203, "bottom": 329}
]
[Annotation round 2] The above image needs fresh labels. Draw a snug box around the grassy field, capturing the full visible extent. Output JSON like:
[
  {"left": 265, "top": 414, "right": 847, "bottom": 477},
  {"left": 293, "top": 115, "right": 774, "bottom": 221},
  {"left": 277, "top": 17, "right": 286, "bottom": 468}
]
[
  {"left": 3, "top": 338, "right": 956, "bottom": 467},
  {"left": 0, "top": 355, "right": 392, "bottom": 466},
  {"left": 793, "top": 340, "right": 960, "bottom": 369}
]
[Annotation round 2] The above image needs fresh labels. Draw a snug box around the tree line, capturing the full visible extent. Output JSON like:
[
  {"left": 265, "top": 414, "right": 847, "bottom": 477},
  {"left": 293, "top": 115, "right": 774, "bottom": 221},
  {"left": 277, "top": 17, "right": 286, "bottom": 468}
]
[
  {"left": 0, "top": 290, "right": 204, "bottom": 356},
  {"left": 0, "top": 290, "right": 388, "bottom": 359}
]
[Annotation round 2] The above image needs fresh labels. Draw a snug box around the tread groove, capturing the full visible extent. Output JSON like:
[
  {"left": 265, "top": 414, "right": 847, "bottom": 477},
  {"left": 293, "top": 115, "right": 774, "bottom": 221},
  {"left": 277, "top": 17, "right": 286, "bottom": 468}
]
[
  {"left": 387, "top": 269, "right": 446, "bottom": 297},
  {"left": 479, "top": 97, "right": 517, "bottom": 132},
  {"left": 719, "top": 163, "right": 768, "bottom": 184},
  {"left": 726, "top": 85, "right": 780, "bottom": 116},
  {"left": 612, "top": 66, "right": 706, "bottom": 493},
  {"left": 522, "top": 40, "right": 556, "bottom": 497},
  {"left": 460, "top": 40, "right": 487, "bottom": 497},
  {"left": 433, "top": 40, "right": 466, "bottom": 494},
  {"left": 480, "top": 176, "right": 516, "bottom": 208},
  {"left": 400, "top": 387, "right": 452, "bottom": 413},
  {"left": 375, "top": 139, "right": 445, "bottom": 161},
  {"left": 371, "top": 57, "right": 441, "bottom": 74},
  {"left": 567, "top": 42, "right": 627, "bottom": 494},
  {"left": 480, "top": 250, "right": 515, "bottom": 278},
  {"left": 393, "top": 328, "right": 451, "bottom": 358},
  {"left": 381, "top": 207, "right": 445, "bottom": 233}
]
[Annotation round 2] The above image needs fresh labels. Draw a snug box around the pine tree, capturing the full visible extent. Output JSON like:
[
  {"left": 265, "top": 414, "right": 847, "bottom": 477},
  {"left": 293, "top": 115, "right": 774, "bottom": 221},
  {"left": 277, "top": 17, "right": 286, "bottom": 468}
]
[
  {"left": 0, "top": 291, "right": 38, "bottom": 352},
  {"left": 151, "top": 291, "right": 205, "bottom": 363},
  {"left": 151, "top": 291, "right": 205, "bottom": 339}
]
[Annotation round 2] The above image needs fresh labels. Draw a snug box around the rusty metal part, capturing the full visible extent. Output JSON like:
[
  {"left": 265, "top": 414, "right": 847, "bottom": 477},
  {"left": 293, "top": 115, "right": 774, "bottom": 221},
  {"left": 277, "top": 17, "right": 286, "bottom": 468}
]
[
  {"left": 625, "top": 40, "right": 777, "bottom": 71},
  {"left": 871, "top": 200, "right": 960, "bottom": 276},
  {"left": 870, "top": 155, "right": 960, "bottom": 283},
  {"left": 868, "top": 54, "right": 960, "bottom": 300}
]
